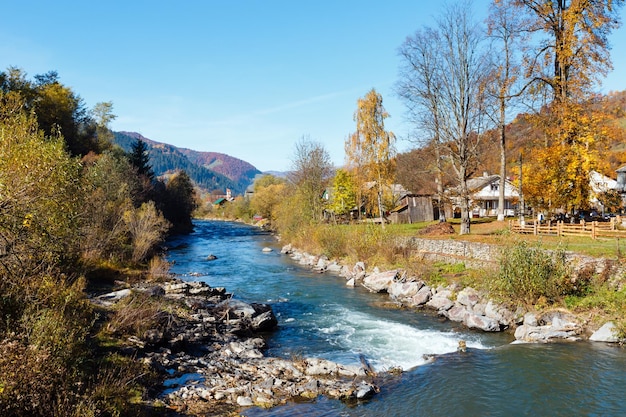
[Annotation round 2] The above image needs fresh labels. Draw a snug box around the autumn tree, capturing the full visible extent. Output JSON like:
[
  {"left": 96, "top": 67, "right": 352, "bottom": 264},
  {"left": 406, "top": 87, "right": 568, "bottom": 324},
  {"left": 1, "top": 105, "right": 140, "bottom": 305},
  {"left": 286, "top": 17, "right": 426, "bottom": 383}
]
[
  {"left": 0, "top": 93, "right": 82, "bottom": 276},
  {"left": 288, "top": 137, "right": 334, "bottom": 223},
  {"left": 250, "top": 174, "right": 288, "bottom": 221},
  {"left": 346, "top": 89, "right": 396, "bottom": 226},
  {"left": 327, "top": 168, "right": 357, "bottom": 221},
  {"left": 0, "top": 67, "right": 101, "bottom": 156},
  {"left": 510, "top": 0, "right": 624, "bottom": 212}
]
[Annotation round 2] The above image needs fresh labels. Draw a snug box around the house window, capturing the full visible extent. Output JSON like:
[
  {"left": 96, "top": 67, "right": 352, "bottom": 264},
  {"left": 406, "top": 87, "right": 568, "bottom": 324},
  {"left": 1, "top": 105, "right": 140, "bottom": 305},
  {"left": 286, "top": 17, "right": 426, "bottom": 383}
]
[{"left": 490, "top": 183, "right": 498, "bottom": 191}]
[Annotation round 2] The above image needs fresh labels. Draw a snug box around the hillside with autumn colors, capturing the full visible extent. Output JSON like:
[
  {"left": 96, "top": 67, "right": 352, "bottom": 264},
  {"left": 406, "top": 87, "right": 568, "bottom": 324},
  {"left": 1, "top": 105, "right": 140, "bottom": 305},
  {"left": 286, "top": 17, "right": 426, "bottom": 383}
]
[
  {"left": 114, "top": 131, "right": 261, "bottom": 195},
  {"left": 396, "top": 90, "right": 626, "bottom": 195}
]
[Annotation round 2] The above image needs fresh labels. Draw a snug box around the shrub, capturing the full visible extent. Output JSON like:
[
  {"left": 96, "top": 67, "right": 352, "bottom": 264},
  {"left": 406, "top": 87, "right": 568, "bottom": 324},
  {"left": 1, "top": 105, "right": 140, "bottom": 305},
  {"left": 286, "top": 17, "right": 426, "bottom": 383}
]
[{"left": 495, "top": 240, "right": 571, "bottom": 304}]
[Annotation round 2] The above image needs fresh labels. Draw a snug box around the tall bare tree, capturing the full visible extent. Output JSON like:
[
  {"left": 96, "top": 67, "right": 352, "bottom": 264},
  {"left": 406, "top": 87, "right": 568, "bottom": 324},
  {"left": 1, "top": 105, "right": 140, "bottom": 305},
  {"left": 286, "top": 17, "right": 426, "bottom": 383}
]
[
  {"left": 398, "top": 27, "right": 448, "bottom": 222},
  {"left": 487, "top": 0, "right": 526, "bottom": 221},
  {"left": 289, "top": 136, "right": 334, "bottom": 223},
  {"left": 398, "top": 1, "right": 492, "bottom": 234}
]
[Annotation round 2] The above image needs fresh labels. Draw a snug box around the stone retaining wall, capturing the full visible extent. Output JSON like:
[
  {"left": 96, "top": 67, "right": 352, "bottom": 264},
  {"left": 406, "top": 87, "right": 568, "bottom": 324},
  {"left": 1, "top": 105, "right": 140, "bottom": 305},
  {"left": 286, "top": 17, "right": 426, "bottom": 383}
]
[{"left": 396, "top": 237, "right": 621, "bottom": 281}]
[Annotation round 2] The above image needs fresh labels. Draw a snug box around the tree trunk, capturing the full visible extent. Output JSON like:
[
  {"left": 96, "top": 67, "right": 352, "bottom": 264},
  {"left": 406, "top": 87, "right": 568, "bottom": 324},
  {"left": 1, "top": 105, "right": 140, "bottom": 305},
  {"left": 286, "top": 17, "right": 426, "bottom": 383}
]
[
  {"left": 497, "top": 108, "right": 506, "bottom": 221},
  {"left": 435, "top": 145, "right": 447, "bottom": 222},
  {"left": 460, "top": 168, "right": 471, "bottom": 235},
  {"left": 377, "top": 185, "right": 386, "bottom": 229}
]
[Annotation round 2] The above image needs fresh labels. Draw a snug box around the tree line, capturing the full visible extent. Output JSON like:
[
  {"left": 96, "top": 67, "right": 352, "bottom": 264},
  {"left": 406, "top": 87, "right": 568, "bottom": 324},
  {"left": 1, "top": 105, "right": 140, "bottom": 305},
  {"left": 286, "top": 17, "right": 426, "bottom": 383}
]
[
  {"left": 0, "top": 68, "right": 197, "bottom": 415},
  {"left": 231, "top": 0, "right": 625, "bottom": 238}
]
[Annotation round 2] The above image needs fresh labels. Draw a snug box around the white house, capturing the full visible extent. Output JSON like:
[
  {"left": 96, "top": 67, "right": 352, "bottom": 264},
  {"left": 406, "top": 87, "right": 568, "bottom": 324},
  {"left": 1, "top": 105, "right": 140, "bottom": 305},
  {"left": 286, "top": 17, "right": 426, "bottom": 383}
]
[{"left": 448, "top": 173, "right": 520, "bottom": 218}]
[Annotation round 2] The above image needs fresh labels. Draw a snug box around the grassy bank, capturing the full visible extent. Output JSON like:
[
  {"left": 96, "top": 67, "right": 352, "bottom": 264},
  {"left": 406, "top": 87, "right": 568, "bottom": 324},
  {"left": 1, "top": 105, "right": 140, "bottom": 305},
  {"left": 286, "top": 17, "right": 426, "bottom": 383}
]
[{"left": 277, "top": 218, "right": 626, "bottom": 338}]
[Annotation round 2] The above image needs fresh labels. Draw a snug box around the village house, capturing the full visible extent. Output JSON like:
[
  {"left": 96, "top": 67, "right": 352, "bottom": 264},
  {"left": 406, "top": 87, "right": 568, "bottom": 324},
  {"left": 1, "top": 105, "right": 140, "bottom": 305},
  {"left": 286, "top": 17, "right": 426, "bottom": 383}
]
[{"left": 448, "top": 173, "right": 520, "bottom": 218}]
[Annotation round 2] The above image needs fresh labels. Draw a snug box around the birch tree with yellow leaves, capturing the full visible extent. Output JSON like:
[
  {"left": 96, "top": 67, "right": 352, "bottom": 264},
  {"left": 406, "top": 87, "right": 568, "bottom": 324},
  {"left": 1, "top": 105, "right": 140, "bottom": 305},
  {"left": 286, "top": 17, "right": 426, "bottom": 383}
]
[{"left": 346, "top": 89, "right": 396, "bottom": 227}]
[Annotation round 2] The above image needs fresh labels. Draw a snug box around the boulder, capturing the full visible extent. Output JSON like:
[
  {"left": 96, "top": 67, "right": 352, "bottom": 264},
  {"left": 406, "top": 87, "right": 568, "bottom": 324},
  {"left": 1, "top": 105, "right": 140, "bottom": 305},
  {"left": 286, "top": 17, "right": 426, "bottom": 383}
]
[
  {"left": 355, "top": 382, "right": 377, "bottom": 400},
  {"left": 589, "top": 322, "right": 620, "bottom": 343},
  {"left": 445, "top": 305, "right": 469, "bottom": 323},
  {"left": 456, "top": 287, "right": 480, "bottom": 307},
  {"left": 251, "top": 310, "right": 278, "bottom": 332},
  {"left": 484, "top": 300, "right": 515, "bottom": 327},
  {"left": 95, "top": 288, "right": 132, "bottom": 306},
  {"left": 303, "top": 358, "right": 365, "bottom": 377},
  {"left": 514, "top": 312, "right": 582, "bottom": 342},
  {"left": 409, "top": 285, "right": 432, "bottom": 306},
  {"left": 218, "top": 299, "right": 256, "bottom": 318},
  {"left": 426, "top": 290, "right": 454, "bottom": 312},
  {"left": 388, "top": 281, "right": 423, "bottom": 300},
  {"left": 362, "top": 270, "right": 400, "bottom": 293},
  {"left": 465, "top": 312, "right": 500, "bottom": 332}
]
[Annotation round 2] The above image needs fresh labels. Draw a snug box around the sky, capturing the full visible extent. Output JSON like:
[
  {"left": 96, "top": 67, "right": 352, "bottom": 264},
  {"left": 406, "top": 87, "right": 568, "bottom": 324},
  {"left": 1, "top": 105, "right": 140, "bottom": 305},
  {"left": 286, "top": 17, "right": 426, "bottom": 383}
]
[{"left": 1, "top": 1, "right": 626, "bottom": 172}]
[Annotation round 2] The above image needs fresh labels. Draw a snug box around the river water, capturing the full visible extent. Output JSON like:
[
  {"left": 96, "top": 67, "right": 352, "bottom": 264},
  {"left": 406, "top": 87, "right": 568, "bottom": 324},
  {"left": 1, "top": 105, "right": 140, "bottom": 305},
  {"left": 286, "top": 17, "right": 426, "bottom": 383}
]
[{"left": 166, "top": 220, "right": 626, "bottom": 417}]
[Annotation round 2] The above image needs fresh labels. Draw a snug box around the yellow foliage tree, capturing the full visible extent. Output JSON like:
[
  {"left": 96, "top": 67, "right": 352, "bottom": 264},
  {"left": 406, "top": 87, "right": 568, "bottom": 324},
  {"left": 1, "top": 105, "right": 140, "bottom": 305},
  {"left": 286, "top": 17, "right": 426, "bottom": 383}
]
[{"left": 346, "top": 89, "right": 396, "bottom": 226}]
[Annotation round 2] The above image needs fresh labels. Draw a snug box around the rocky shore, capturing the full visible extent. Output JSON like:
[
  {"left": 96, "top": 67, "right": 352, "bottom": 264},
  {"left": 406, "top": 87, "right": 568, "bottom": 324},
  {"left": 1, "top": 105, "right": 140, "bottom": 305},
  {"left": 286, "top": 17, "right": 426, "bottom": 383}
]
[
  {"left": 280, "top": 244, "right": 623, "bottom": 345},
  {"left": 94, "top": 278, "right": 381, "bottom": 415}
]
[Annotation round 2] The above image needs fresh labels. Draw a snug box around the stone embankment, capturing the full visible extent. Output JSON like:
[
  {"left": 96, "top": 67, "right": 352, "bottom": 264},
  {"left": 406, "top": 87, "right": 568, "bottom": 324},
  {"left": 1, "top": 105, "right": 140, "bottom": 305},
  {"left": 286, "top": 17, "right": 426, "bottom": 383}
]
[
  {"left": 281, "top": 241, "right": 622, "bottom": 344},
  {"left": 94, "top": 278, "right": 380, "bottom": 414}
]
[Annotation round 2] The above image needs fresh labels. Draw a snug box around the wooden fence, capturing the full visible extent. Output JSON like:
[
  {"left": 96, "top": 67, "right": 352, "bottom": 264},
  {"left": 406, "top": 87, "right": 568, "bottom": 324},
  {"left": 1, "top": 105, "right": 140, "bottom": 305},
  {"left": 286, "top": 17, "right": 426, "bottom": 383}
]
[{"left": 509, "top": 217, "right": 626, "bottom": 240}]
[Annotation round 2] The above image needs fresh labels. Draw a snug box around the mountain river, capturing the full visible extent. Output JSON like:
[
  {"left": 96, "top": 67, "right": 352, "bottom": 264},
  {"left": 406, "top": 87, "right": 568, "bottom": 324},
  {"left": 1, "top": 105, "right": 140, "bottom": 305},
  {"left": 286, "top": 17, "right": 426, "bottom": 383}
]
[{"left": 165, "top": 220, "right": 626, "bottom": 417}]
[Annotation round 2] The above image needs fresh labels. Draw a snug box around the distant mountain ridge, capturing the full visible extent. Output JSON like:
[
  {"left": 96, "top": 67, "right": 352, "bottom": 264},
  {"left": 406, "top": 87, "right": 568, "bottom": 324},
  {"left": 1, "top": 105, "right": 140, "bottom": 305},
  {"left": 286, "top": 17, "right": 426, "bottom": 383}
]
[{"left": 113, "top": 131, "right": 261, "bottom": 195}]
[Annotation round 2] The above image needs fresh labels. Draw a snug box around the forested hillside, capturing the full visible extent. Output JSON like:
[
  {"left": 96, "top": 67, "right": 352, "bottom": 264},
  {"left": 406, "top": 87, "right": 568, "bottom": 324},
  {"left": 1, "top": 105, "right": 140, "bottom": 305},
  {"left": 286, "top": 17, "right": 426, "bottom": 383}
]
[{"left": 114, "top": 131, "right": 260, "bottom": 195}]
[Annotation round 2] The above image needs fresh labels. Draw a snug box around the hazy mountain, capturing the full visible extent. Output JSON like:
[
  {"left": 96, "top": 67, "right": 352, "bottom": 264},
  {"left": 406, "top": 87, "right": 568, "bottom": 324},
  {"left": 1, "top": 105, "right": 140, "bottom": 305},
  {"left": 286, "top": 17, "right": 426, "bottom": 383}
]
[{"left": 113, "top": 131, "right": 261, "bottom": 195}]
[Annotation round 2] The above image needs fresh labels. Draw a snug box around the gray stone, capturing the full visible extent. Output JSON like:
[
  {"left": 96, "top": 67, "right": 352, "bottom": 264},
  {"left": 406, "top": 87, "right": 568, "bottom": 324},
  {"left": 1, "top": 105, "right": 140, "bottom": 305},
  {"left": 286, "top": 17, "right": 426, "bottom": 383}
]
[
  {"left": 456, "top": 287, "right": 480, "bottom": 307},
  {"left": 355, "top": 382, "right": 377, "bottom": 400},
  {"left": 484, "top": 300, "right": 515, "bottom": 327},
  {"left": 251, "top": 310, "right": 278, "bottom": 332},
  {"left": 589, "top": 322, "right": 620, "bottom": 343},
  {"left": 388, "top": 281, "right": 422, "bottom": 300},
  {"left": 237, "top": 396, "right": 254, "bottom": 406},
  {"left": 362, "top": 270, "right": 400, "bottom": 293},
  {"left": 445, "top": 305, "right": 469, "bottom": 323},
  {"left": 426, "top": 293, "right": 454, "bottom": 312},
  {"left": 410, "top": 285, "right": 432, "bottom": 306},
  {"left": 523, "top": 312, "right": 538, "bottom": 326},
  {"left": 464, "top": 313, "right": 500, "bottom": 332}
]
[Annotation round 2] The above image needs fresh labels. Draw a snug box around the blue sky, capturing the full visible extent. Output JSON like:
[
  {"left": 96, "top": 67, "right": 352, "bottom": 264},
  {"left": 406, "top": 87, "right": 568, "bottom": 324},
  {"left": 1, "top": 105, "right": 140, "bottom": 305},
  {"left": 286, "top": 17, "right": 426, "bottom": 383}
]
[{"left": 1, "top": 1, "right": 625, "bottom": 172}]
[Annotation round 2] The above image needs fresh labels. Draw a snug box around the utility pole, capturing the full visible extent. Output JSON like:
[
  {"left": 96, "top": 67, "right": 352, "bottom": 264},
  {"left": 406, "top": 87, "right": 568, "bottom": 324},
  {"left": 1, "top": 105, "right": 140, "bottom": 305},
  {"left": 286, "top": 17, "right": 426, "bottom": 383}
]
[{"left": 519, "top": 152, "right": 525, "bottom": 226}]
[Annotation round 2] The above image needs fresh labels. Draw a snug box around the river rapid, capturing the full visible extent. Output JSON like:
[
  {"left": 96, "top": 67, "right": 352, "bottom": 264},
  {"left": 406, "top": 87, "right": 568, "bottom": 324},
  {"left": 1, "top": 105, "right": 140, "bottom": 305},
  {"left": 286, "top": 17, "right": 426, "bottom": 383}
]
[{"left": 166, "top": 220, "right": 626, "bottom": 417}]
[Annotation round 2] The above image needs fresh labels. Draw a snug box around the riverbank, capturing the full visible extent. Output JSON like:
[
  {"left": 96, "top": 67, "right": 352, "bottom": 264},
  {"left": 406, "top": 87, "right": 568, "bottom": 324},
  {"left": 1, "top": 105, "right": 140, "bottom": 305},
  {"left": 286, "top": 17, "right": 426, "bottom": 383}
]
[
  {"left": 93, "top": 277, "right": 383, "bottom": 415},
  {"left": 278, "top": 239, "right": 625, "bottom": 345}
]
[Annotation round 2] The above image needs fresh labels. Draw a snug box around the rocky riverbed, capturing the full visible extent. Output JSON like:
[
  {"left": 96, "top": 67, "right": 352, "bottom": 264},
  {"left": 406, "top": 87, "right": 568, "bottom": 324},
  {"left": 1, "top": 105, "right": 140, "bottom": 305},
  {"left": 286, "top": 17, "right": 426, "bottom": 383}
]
[
  {"left": 93, "top": 278, "right": 381, "bottom": 415},
  {"left": 280, "top": 244, "right": 623, "bottom": 345}
]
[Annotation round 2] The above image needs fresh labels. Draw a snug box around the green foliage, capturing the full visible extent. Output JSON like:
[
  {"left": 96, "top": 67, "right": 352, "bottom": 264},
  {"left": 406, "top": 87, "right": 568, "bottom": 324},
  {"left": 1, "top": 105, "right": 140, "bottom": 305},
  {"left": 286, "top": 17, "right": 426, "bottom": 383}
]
[
  {"left": 0, "top": 102, "right": 82, "bottom": 275},
  {"left": 160, "top": 170, "right": 197, "bottom": 233},
  {"left": 495, "top": 240, "right": 573, "bottom": 304},
  {"left": 327, "top": 169, "right": 357, "bottom": 218},
  {"left": 0, "top": 67, "right": 100, "bottom": 156},
  {"left": 128, "top": 138, "right": 154, "bottom": 179},
  {"left": 250, "top": 175, "right": 289, "bottom": 221},
  {"left": 289, "top": 137, "right": 333, "bottom": 223}
]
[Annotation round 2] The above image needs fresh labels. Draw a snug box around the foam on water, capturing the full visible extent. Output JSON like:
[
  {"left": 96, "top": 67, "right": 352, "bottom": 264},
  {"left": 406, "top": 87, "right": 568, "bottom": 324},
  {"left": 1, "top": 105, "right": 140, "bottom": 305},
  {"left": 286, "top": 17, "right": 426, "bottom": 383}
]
[{"left": 309, "top": 304, "right": 488, "bottom": 371}]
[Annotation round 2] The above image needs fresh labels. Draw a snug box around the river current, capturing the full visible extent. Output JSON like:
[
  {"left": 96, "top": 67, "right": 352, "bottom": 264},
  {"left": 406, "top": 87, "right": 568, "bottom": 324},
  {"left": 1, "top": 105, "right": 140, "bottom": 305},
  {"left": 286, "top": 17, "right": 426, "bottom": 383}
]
[{"left": 166, "top": 220, "right": 626, "bottom": 417}]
